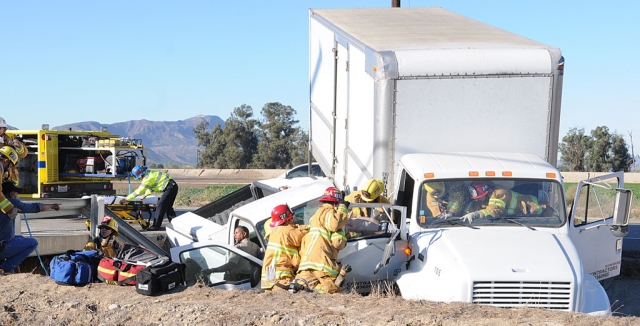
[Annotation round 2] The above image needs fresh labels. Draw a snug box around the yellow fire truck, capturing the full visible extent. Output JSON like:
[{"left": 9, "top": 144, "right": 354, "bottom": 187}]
[{"left": 7, "top": 127, "right": 145, "bottom": 198}]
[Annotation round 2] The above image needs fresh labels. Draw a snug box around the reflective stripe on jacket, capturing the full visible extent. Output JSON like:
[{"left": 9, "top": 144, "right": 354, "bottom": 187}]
[
  {"left": 297, "top": 203, "right": 348, "bottom": 278},
  {"left": 126, "top": 170, "right": 171, "bottom": 200},
  {"left": 261, "top": 224, "right": 306, "bottom": 289},
  {"left": 468, "top": 186, "right": 544, "bottom": 218},
  {"left": 425, "top": 181, "right": 468, "bottom": 217},
  {"left": 344, "top": 190, "right": 390, "bottom": 218},
  {"left": 0, "top": 165, "right": 13, "bottom": 213}
]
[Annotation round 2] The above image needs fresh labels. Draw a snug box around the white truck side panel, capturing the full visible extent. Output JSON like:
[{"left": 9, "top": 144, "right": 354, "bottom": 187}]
[
  {"left": 342, "top": 45, "right": 375, "bottom": 192},
  {"left": 394, "top": 77, "right": 553, "bottom": 160},
  {"left": 310, "top": 18, "right": 337, "bottom": 175}
]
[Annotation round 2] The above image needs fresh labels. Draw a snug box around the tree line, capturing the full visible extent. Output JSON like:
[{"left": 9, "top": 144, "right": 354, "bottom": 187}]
[
  {"left": 559, "top": 126, "right": 635, "bottom": 172},
  {"left": 195, "top": 110, "right": 636, "bottom": 173},
  {"left": 193, "top": 102, "right": 309, "bottom": 169}
]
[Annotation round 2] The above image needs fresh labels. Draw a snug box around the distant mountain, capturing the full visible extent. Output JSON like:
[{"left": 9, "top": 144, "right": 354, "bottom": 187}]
[{"left": 54, "top": 115, "right": 224, "bottom": 166}]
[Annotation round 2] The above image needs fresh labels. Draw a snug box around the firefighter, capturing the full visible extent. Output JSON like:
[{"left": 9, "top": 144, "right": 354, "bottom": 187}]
[
  {"left": 0, "top": 182, "right": 60, "bottom": 274},
  {"left": 295, "top": 187, "right": 350, "bottom": 294},
  {"left": 345, "top": 178, "right": 390, "bottom": 218},
  {"left": 423, "top": 181, "right": 468, "bottom": 219},
  {"left": 0, "top": 118, "right": 28, "bottom": 185},
  {"left": 0, "top": 146, "right": 20, "bottom": 219},
  {"left": 261, "top": 204, "right": 308, "bottom": 291},
  {"left": 84, "top": 216, "right": 120, "bottom": 258},
  {"left": 461, "top": 181, "right": 547, "bottom": 223},
  {"left": 120, "top": 165, "right": 178, "bottom": 231},
  {"left": 344, "top": 178, "right": 390, "bottom": 238}
]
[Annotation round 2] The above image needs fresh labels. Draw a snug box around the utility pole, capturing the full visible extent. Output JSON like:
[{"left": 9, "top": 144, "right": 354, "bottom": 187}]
[{"left": 392, "top": 0, "right": 401, "bottom": 8}]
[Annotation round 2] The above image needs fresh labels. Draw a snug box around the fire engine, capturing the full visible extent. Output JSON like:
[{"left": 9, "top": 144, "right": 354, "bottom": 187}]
[{"left": 7, "top": 126, "right": 145, "bottom": 198}]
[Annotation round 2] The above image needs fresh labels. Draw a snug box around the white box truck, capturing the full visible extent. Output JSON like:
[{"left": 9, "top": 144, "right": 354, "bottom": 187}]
[
  {"left": 164, "top": 7, "right": 631, "bottom": 316},
  {"left": 307, "top": 7, "right": 631, "bottom": 314}
]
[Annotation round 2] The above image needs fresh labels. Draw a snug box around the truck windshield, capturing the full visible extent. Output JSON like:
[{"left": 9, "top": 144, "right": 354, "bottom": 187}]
[{"left": 417, "top": 179, "right": 565, "bottom": 228}]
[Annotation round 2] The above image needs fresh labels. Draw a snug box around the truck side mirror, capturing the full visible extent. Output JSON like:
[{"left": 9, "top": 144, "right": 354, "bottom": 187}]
[{"left": 610, "top": 189, "right": 632, "bottom": 237}]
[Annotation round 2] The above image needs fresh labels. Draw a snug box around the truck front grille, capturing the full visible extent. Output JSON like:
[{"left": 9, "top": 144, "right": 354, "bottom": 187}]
[{"left": 473, "top": 281, "right": 572, "bottom": 310}]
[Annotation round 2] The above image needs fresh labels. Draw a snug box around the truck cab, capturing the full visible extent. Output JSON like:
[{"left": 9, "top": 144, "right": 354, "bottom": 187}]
[{"left": 389, "top": 152, "right": 631, "bottom": 314}]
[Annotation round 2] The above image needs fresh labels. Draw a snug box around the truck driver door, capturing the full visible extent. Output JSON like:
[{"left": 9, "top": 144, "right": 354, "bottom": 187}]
[{"left": 568, "top": 172, "right": 625, "bottom": 281}]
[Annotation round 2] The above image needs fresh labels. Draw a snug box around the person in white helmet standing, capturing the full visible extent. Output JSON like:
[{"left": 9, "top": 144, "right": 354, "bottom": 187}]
[{"left": 0, "top": 117, "right": 28, "bottom": 185}]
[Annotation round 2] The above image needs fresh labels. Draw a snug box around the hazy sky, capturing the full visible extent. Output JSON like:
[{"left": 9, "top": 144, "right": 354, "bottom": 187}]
[{"left": 1, "top": 1, "right": 638, "bottom": 146}]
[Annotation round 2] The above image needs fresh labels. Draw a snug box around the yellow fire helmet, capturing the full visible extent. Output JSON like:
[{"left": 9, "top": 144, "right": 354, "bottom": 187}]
[
  {"left": 424, "top": 182, "right": 447, "bottom": 199},
  {"left": 360, "top": 178, "right": 384, "bottom": 202},
  {"left": 0, "top": 146, "right": 19, "bottom": 165},
  {"left": 99, "top": 216, "right": 119, "bottom": 236}
]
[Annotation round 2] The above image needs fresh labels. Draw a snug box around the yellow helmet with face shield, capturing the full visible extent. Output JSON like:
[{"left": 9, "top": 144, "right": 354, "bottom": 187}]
[
  {"left": 0, "top": 146, "right": 19, "bottom": 165},
  {"left": 361, "top": 178, "right": 384, "bottom": 202},
  {"left": 424, "top": 182, "right": 447, "bottom": 200}
]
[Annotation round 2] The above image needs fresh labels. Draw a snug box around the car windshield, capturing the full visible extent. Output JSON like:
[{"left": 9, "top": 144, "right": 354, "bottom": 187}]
[{"left": 417, "top": 178, "right": 565, "bottom": 228}]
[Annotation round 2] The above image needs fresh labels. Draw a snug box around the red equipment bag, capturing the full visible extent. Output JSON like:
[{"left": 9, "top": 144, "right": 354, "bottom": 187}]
[
  {"left": 96, "top": 244, "right": 165, "bottom": 286},
  {"left": 96, "top": 257, "right": 146, "bottom": 285},
  {"left": 97, "top": 257, "right": 119, "bottom": 283}
]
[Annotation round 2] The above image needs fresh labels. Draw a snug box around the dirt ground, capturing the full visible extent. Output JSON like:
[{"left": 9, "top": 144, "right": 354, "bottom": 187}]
[{"left": 1, "top": 273, "right": 639, "bottom": 326}]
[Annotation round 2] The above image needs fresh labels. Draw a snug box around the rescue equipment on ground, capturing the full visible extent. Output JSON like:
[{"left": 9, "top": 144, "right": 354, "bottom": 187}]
[
  {"left": 135, "top": 260, "right": 184, "bottom": 296},
  {"left": 49, "top": 250, "right": 102, "bottom": 286},
  {"left": 96, "top": 244, "right": 168, "bottom": 286}
]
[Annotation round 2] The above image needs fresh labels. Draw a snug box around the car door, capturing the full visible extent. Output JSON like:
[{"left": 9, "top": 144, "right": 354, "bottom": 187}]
[
  {"left": 568, "top": 172, "right": 625, "bottom": 281},
  {"left": 337, "top": 203, "right": 408, "bottom": 294},
  {"left": 171, "top": 241, "right": 262, "bottom": 290}
]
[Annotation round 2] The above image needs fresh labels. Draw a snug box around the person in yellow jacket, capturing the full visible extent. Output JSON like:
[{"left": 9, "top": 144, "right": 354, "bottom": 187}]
[
  {"left": 422, "top": 181, "right": 468, "bottom": 220},
  {"left": 344, "top": 178, "right": 390, "bottom": 238},
  {"left": 344, "top": 178, "right": 390, "bottom": 218},
  {"left": 0, "top": 118, "right": 28, "bottom": 185},
  {"left": 295, "top": 187, "right": 350, "bottom": 294},
  {"left": 0, "top": 146, "right": 20, "bottom": 218},
  {"left": 120, "top": 165, "right": 178, "bottom": 231},
  {"left": 84, "top": 216, "right": 120, "bottom": 258},
  {"left": 261, "top": 204, "right": 308, "bottom": 291},
  {"left": 461, "top": 181, "right": 548, "bottom": 223}
]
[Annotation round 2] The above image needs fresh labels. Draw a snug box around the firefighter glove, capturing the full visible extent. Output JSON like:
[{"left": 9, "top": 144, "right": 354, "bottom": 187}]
[
  {"left": 7, "top": 208, "right": 18, "bottom": 220},
  {"left": 461, "top": 211, "right": 482, "bottom": 223},
  {"left": 334, "top": 264, "right": 352, "bottom": 287},
  {"left": 436, "top": 212, "right": 454, "bottom": 220}
]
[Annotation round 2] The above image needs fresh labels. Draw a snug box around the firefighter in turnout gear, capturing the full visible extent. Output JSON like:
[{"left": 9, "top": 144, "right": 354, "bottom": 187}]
[
  {"left": 85, "top": 216, "right": 120, "bottom": 258},
  {"left": 461, "top": 181, "right": 548, "bottom": 223},
  {"left": 295, "top": 187, "right": 350, "bottom": 294},
  {"left": 0, "top": 146, "right": 20, "bottom": 218},
  {"left": 120, "top": 166, "right": 178, "bottom": 230},
  {"left": 0, "top": 118, "right": 28, "bottom": 185},
  {"left": 423, "top": 181, "right": 468, "bottom": 219},
  {"left": 261, "top": 204, "right": 308, "bottom": 291},
  {"left": 344, "top": 178, "right": 390, "bottom": 218},
  {"left": 345, "top": 178, "right": 391, "bottom": 238}
]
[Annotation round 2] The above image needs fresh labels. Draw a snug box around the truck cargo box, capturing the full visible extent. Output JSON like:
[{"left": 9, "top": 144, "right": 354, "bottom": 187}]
[{"left": 309, "top": 8, "right": 564, "bottom": 193}]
